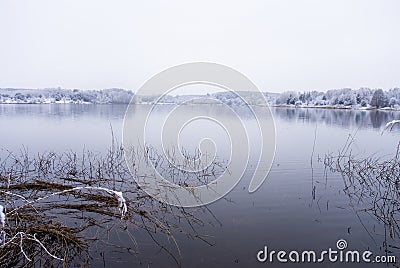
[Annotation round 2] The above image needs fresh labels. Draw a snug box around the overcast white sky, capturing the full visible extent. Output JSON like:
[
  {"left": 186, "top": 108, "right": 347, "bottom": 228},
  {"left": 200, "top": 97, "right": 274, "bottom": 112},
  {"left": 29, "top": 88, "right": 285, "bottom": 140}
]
[{"left": 0, "top": 0, "right": 399, "bottom": 93}]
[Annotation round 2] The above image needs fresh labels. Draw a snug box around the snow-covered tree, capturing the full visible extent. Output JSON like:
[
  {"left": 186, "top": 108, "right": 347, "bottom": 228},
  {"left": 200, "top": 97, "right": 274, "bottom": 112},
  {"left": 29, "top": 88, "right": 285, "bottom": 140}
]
[{"left": 370, "top": 89, "right": 389, "bottom": 108}]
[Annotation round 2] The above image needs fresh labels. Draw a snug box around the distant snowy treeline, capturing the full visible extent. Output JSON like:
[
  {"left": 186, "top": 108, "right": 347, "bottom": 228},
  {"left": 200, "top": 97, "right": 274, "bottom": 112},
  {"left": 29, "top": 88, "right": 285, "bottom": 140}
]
[
  {"left": 0, "top": 88, "right": 133, "bottom": 104},
  {"left": 213, "top": 88, "right": 400, "bottom": 109},
  {"left": 272, "top": 88, "right": 400, "bottom": 109},
  {"left": 1, "top": 87, "right": 400, "bottom": 109}
]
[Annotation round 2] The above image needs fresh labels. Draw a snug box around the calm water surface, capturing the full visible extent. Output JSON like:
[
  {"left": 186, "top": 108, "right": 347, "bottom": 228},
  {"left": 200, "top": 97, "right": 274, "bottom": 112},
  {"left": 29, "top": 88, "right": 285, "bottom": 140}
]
[{"left": 1, "top": 104, "right": 400, "bottom": 267}]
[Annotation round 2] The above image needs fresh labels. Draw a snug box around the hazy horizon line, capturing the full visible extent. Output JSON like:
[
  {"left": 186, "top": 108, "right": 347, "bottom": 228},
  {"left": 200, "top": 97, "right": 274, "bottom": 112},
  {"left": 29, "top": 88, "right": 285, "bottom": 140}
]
[{"left": 1, "top": 86, "right": 400, "bottom": 95}]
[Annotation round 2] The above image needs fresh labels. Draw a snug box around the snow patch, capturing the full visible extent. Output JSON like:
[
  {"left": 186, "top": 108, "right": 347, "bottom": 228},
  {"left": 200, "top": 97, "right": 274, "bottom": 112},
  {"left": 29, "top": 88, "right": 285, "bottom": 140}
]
[{"left": 0, "top": 205, "right": 5, "bottom": 228}]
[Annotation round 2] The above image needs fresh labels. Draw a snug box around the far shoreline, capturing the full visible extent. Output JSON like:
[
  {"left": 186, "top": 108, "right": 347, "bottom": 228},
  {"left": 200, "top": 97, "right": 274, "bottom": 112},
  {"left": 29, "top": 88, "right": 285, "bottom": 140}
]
[{"left": 1, "top": 101, "right": 399, "bottom": 112}]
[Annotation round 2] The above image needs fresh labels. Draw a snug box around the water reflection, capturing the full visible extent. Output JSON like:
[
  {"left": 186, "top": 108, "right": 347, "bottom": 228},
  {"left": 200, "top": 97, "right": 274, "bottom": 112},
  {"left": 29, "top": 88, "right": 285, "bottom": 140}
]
[
  {"left": 0, "top": 104, "right": 128, "bottom": 121},
  {"left": 272, "top": 107, "right": 400, "bottom": 129}
]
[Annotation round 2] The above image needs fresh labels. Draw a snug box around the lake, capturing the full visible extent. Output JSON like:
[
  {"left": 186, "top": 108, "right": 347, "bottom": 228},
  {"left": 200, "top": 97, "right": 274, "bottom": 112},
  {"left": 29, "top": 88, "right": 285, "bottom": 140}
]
[{"left": 1, "top": 104, "right": 400, "bottom": 267}]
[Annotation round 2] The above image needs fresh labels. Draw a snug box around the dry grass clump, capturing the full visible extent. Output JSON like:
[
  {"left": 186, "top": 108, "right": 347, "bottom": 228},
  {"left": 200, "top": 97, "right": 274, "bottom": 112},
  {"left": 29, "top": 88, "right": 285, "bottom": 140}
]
[
  {"left": 0, "top": 143, "right": 220, "bottom": 267},
  {"left": 324, "top": 133, "right": 400, "bottom": 261}
]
